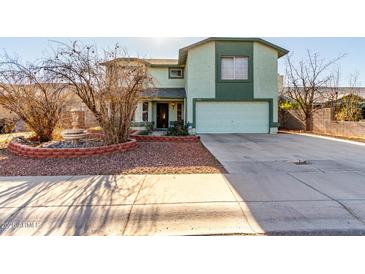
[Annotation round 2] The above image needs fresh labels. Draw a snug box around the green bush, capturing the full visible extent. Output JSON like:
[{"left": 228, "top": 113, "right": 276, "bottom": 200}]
[
  {"left": 144, "top": 122, "right": 154, "bottom": 134},
  {"left": 279, "top": 100, "right": 298, "bottom": 111},
  {"left": 335, "top": 107, "right": 362, "bottom": 121},
  {"left": 335, "top": 94, "right": 363, "bottom": 122},
  {"left": 137, "top": 130, "right": 149, "bottom": 136},
  {"left": 166, "top": 121, "right": 189, "bottom": 136}
]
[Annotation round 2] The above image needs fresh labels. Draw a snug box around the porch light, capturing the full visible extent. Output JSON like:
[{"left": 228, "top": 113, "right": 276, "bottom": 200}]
[{"left": 171, "top": 102, "right": 176, "bottom": 109}]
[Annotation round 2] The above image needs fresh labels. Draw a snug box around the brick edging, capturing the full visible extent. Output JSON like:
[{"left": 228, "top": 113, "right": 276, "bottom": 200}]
[
  {"left": 8, "top": 139, "right": 138, "bottom": 159},
  {"left": 132, "top": 135, "right": 200, "bottom": 142}
]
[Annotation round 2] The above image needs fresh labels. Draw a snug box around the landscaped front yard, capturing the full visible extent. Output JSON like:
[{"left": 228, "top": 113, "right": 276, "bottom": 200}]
[{"left": 0, "top": 141, "right": 225, "bottom": 176}]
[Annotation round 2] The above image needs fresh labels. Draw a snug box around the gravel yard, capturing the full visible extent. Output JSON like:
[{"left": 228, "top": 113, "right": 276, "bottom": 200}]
[{"left": 0, "top": 142, "right": 225, "bottom": 176}]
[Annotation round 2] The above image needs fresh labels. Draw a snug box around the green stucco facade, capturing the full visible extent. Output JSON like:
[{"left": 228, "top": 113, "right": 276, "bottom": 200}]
[
  {"left": 184, "top": 40, "right": 281, "bottom": 132},
  {"left": 149, "top": 67, "right": 185, "bottom": 88},
  {"left": 253, "top": 42, "right": 279, "bottom": 131},
  {"left": 185, "top": 41, "right": 216, "bottom": 123}
]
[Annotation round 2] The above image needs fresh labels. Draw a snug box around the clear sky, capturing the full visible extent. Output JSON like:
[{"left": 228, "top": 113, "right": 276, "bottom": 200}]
[{"left": 1, "top": 37, "right": 364, "bottom": 86}]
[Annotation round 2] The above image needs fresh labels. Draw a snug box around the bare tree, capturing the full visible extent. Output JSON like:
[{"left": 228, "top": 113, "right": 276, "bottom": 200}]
[
  {"left": 0, "top": 54, "right": 68, "bottom": 142},
  {"left": 326, "top": 66, "right": 341, "bottom": 113},
  {"left": 283, "top": 50, "right": 345, "bottom": 131},
  {"left": 44, "top": 41, "right": 154, "bottom": 145}
]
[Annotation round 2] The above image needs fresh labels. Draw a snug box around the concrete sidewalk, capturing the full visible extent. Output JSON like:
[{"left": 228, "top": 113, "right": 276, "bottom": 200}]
[{"left": 0, "top": 174, "right": 257, "bottom": 236}]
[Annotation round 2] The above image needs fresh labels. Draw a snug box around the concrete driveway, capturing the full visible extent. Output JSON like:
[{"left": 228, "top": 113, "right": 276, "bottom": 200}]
[{"left": 200, "top": 133, "right": 365, "bottom": 235}]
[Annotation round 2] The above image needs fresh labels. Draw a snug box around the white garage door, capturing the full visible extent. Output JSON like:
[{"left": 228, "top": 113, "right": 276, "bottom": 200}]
[{"left": 196, "top": 101, "right": 269, "bottom": 133}]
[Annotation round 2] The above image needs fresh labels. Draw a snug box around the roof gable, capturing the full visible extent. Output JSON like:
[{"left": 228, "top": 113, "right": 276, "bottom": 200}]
[
  {"left": 178, "top": 37, "right": 289, "bottom": 64},
  {"left": 104, "top": 38, "right": 289, "bottom": 67}
]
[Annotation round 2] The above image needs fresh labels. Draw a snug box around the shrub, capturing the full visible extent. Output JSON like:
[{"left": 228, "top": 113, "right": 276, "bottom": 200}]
[
  {"left": 279, "top": 100, "right": 299, "bottom": 129},
  {"left": 0, "top": 57, "right": 68, "bottom": 142},
  {"left": 51, "top": 127, "right": 64, "bottom": 141},
  {"left": 166, "top": 121, "right": 189, "bottom": 136},
  {"left": 44, "top": 41, "right": 154, "bottom": 145},
  {"left": 144, "top": 122, "right": 154, "bottom": 134},
  {"left": 137, "top": 130, "right": 149, "bottom": 136},
  {"left": 279, "top": 100, "right": 298, "bottom": 111},
  {"left": 335, "top": 107, "right": 362, "bottom": 121},
  {"left": 334, "top": 94, "right": 363, "bottom": 121}
]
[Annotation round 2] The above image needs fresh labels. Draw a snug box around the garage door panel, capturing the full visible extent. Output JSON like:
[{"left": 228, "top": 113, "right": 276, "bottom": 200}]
[{"left": 196, "top": 102, "right": 269, "bottom": 133}]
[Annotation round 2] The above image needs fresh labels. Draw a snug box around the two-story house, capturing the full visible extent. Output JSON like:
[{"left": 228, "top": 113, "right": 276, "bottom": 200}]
[{"left": 116, "top": 37, "right": 288, "bottom": 134}]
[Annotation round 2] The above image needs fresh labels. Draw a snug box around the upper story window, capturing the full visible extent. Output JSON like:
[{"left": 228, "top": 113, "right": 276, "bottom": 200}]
[
  {"left": 169, "top": 68, "right": 184, "bottom": 79},
  {"left": 221, "top": 56, "right": 248, "bottom": 80}
]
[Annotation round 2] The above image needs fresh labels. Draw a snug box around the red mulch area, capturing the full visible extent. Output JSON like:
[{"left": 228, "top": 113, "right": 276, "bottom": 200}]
[{"left": 0, "top": 142, "right": 226, "bottom": 176}]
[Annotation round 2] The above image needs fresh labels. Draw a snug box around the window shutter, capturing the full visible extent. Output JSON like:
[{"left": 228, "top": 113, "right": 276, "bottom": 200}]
[
  {"left": 235, "top": 57, "right": 248, "bottom": 80},
  {"left": 221, "top": 57, "right": 234, "bottom": 80}
]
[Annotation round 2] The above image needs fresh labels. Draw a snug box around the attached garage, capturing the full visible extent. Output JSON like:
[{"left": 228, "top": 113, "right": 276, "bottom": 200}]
[{"left": 196, "top": 101, "right": 269, "bottom": 133}]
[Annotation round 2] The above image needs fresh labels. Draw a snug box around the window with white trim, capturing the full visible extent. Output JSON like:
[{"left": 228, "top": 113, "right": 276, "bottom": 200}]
[
  {"left": 142, "top": 102, "right": 149, "bottom": 122},
  {"left": 221, "top": 56, "right": 248, "bottom": 80},
  {"left": 177, "top": 103, "right": 182, "bottom": 121},
  {"left": 169, "top": 68, "right": 184, "bottom": 79}
]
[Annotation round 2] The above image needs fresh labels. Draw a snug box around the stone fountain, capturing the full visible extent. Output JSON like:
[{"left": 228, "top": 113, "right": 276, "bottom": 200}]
[{"left": 61, "top": 108, "right": 87, "bottom": 144}]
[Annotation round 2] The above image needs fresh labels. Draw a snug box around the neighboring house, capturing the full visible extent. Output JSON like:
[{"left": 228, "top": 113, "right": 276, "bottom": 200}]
[
  {"left": 280, "top": 86, "right": 365, "bottom": 118},
  {"left": 279, "top": 85, "right": 365, "bottom": 132},
  {"left": 114, "top": 37, "right": 288, "bottom": 134},
  {"left": 325, "top": 88, "right": 365, "bottom": 119}
]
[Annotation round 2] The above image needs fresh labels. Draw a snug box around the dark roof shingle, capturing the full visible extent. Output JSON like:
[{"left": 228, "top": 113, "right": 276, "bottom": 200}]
[{"left": 142, "top": 88, "right": 186, "bottom": 99}]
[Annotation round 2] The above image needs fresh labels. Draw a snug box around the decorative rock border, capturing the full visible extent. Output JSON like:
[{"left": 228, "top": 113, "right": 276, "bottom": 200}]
[
  {"left": 8, "top": 139, "right": 138, "bottom": 159},
  {"left": 132, "top": 134, "right": 200, "bottom": 142}
]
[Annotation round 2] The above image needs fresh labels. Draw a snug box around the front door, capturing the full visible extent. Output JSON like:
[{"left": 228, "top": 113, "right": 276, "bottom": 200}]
[{"left": 157, "top": 103, "right": 169, "bottom": 128}]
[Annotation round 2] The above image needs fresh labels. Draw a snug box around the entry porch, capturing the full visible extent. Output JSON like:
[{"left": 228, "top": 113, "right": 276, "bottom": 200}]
[{"left": 132, "top": 99, "right": 185, "bottom": 130}]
